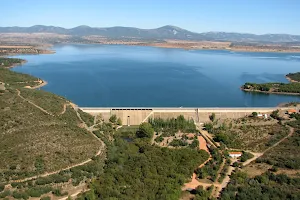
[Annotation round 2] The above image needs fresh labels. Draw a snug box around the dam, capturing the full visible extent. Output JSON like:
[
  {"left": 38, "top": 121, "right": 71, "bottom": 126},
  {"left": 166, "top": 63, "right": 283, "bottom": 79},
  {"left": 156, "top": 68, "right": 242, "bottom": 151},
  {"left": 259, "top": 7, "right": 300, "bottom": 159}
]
[{"left": 79, "top": 107, "right": 281, "bottom": 125}]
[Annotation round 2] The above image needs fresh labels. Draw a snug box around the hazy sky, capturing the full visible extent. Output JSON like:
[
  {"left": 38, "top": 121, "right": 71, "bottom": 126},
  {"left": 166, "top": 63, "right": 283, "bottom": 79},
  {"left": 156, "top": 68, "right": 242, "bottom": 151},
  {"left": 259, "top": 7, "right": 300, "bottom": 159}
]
[{"left": 1, "top": 0, "right": 299, "bottom": 34}]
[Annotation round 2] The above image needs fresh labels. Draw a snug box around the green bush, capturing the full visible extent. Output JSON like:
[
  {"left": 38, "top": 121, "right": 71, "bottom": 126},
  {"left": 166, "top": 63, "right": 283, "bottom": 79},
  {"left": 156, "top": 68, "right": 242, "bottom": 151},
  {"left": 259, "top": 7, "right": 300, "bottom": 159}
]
[
  {"left": 13, "top": 191, "right": 29, "bottom": 200},
  {"left": 0, "top": 184, "right": 4, "bottom": 192},
  {"left": 0, "top": 190, "right": 11, "bottom": 198}
]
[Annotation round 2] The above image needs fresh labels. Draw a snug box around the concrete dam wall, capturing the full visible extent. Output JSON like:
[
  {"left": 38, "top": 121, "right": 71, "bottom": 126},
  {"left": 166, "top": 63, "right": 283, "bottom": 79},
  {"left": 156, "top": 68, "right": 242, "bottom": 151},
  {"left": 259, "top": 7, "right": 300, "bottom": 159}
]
[{"left": 80, "top": 107, "right": 279, "bottom": 126}]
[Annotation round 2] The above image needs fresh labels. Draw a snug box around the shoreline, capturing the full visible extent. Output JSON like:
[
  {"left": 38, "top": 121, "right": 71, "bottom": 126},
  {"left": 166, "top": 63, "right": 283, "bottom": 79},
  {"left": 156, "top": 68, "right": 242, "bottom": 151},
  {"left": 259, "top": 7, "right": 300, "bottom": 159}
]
[
  {"left": 86, "top": 41, "right": 300, "bottom": 53},
  {"left": 5, "top": 57, "right": 49, "bottom": 89},
  {"left": 285, "top": 76, "right": 300, "bottom": 83},
  {"left": 240, "top": 74, "right": 300, "bottom": 97},
  {"left": 241, "top": 88, "right": 300, "bottom": 96},
  {"left": 4, "top": 47, "right": 299, "bottom": 108}
]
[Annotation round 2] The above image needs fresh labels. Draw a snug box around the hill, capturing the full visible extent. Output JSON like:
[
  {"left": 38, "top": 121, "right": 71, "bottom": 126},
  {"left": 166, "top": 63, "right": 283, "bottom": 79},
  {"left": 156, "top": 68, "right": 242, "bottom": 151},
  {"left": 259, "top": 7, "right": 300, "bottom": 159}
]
[
  {"left": 0, "top": 58, "right": 103, "bottom": 183},
  {"left": 1, "top": 25, "right": 300, "bottom": 42}
]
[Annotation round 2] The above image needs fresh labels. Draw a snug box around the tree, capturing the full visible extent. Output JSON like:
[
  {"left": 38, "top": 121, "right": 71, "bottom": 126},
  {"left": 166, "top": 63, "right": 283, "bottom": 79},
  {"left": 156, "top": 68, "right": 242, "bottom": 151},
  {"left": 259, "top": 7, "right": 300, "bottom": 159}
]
[
  {"left": 117, "top": 118, "right": 122, "bottom": 125},
  {"left": 210, "top": 113, "right": 216, "bottom": 122},
  {"left": 109, "top": 114, "right": 117, "bottom": 123},
  {"left": 252, "top": 112, "right": 258, "bottom": 117},
  {"left": 204, "top": 123, "right": 213, "bottom": 133},
  {"left": 136, "top": 122, "right": 154, "bottom": 138}
]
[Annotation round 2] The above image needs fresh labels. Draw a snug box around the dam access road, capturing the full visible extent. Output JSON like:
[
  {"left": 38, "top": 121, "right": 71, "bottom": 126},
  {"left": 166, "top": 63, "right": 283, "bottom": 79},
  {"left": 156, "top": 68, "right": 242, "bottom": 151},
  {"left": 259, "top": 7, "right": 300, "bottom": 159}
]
[{"left": 79, "top": 107, "right": 290, "bottom": 125}]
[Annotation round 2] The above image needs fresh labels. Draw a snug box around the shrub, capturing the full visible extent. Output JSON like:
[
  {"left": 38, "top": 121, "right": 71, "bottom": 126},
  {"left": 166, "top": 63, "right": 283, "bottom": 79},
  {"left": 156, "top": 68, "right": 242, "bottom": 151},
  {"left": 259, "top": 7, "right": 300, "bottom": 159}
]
[
  {"left": 0, "top": 184, "right": 4, "bottom": 192},
  {"left": 109, "top": 114, "right": 117, "bottom": 123}
]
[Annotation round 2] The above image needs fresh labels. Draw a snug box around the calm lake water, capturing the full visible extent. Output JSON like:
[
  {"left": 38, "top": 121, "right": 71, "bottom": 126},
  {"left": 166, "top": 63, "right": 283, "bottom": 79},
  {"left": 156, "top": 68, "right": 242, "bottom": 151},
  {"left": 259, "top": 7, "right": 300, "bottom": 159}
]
[{"left": 12, "top": 44, "right": 300, "bottom": 107}]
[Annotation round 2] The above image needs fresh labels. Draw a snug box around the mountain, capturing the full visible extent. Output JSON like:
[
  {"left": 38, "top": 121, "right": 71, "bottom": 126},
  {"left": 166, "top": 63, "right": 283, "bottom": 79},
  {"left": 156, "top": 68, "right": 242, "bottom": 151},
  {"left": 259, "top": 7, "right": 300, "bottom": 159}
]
[{"left": 1, "top": 25, "right": 300, "bottom": 43}]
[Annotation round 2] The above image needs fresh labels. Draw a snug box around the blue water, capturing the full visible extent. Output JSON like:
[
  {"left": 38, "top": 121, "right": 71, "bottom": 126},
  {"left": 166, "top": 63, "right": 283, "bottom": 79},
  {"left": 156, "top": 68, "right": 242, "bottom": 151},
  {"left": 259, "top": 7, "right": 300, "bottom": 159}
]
[{"left": 11, "top": 44, "right": 300, "bottom": 107}]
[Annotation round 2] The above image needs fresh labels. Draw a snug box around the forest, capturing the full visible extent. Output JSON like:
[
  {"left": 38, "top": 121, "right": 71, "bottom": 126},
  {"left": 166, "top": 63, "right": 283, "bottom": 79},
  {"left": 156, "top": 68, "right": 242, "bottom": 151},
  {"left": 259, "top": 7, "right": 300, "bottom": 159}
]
[
  {"left": 78, "top": 122, "right": 209, "bottom": 200},
  {"left": 0, "top": 58, "right": 24, "bottom": 67},
  {"left": 287, "top": 72, "right": 300, "bottom": 82},
  {"left": 148, "top": 115, "right": 197, "bottom": 135},
  {"left": 242, "top": 82, "right": 300, "bottom": 94},
  {"left": 220, "top": 171, "right": 300, "bottom": 200}
]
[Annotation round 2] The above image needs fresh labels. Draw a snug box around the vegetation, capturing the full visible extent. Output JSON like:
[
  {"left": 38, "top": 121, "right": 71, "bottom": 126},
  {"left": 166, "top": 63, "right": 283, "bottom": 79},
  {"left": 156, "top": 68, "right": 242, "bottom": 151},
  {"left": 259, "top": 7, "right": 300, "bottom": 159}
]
[
  {"left": 240, "top": 151, "right": 254, "bottom": 162},
  {"left": 148, "top": 115, "right": 197, "bottom": 136},
  {"left": 169, "top": 139, "right": 188, "bottom": 147},
  {"left": 117, "top": 117, "right": 122, "bottom": 125},
  {"left": 218, "top": 159, "right": 231, "bottom": 183},
  {"left": 287, "top": 72, "right": 300, "bottom": 82},
  {"left": 220, "top": 171, "right": 300, "bottom": 199},
  {"left": 78, "top": 109, "right": 94, "bottom": 127},
  {"left": 154, "top": 135, "right": 164, "bottom": 143},
  {"left": 78, "top": 122, "right": 209, "bottom": 200},
  {"left": 257, "top": 130, "right": 300, "bottom": 169},
  {"left": 190, "top": 138, "right": 199, "bottom": 149},
  {"left": 109, "top": 114, "right": 117, "bottom": 123},
  {"left": 0, "top": 58, "right": 24, "bottom": 67},
  {"left": 210, "top": 123, "right": 289, "bottom": 152},
  {"left": 195, "top": 148, "right": 223, "bottom": 181},
  {"left": 136, "top": 122, "right": 154, "bottom": 139},
  {"left": 209, "top": 113, "right": 216, "bottom": 122},
  {"left": 0, "top": 66, "right": 39, "bottom": 88},
  {"left": 191, "top": 185, "right": 214, "bottom": 200},
  {"left": 18, "top": 88, "right": 67, "bottom": 115},
  {"left": 0, "top": 58, "right": 100, "bottom": 183},
  {"left": 242, "top": 82, "right": 300, "bottom": 94}
]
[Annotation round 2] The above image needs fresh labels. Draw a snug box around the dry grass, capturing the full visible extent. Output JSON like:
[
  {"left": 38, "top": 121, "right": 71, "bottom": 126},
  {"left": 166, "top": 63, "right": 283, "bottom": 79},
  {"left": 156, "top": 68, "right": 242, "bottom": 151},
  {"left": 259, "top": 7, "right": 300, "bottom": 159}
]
[
  {"left": 0, "top": 88, "right": 100, "bottom": 182},
  {"left": 219, "top": 123, "right": 289, "bottom": 152}
]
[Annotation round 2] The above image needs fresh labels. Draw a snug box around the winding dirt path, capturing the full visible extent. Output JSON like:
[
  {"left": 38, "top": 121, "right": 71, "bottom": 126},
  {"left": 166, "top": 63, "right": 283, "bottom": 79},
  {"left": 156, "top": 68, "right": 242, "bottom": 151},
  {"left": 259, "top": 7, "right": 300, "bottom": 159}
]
[
  {"left": 16, "top": 89, "right": 54, "bottom": 116},
  {"left": 213, "top": 126, "right": 295, "bottom": 198},
  {"left": 7, "top": 149, "right": 102, "bottom": 184},
  {"left": 243, "top": 126, "right": 294, "bottom": 167},
  {"left": 6, "top": 92, "right": 105, "bottom": 187}
]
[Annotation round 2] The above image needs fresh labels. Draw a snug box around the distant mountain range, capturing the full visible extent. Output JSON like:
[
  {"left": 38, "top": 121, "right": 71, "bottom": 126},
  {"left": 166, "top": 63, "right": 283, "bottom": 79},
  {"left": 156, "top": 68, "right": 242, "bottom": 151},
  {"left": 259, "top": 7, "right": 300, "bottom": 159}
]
[{"left": 1, "top": 25, "right": 300, "bottom": 43}]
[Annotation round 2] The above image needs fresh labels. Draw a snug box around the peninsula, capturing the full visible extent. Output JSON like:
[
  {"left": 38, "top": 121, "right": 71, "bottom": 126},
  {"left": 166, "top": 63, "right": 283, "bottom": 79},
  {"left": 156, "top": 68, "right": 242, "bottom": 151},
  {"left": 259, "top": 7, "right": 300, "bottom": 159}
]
[{"left": 241, "top": 72, "right": 300, "bottom": 95}]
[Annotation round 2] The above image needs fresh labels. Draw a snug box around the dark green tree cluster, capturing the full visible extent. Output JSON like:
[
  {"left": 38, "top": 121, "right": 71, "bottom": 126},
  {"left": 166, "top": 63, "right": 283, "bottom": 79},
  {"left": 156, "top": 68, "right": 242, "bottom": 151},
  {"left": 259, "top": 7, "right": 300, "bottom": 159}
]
[
  {"left": 195, "top": 148, "right": 222, "bottom": 181},
  {"left": 169, "top": 139, "right": 188, "bottom": 147},
  {"left": 149, "top": 115, "right": 196, "bottom": 135},
  {"left": 242, "top": 82, "right": 271, "bottom": 91},
  {"left": 287, "top": 72, "right": 300, "bottom": 82},
  {"left": 136, "top": 122, "right": 154, "bottom": 139},
  {"left": 240, "top": 152, "right": 254, "bottom": 162},
  {"left": 0, "top": 58, "right": 23, "bottom": 67},
  {"left": 242, "top": 82, "right": 300, "bottom": 94},
  {"left": 78, "top": 128, "right": 209, "bottom": 200},
  {"left": 221, "top": 171, "right": 300, "bottom": 200},
  {"left": 191, "top": 185, "right": 214, "bottom": 200}
]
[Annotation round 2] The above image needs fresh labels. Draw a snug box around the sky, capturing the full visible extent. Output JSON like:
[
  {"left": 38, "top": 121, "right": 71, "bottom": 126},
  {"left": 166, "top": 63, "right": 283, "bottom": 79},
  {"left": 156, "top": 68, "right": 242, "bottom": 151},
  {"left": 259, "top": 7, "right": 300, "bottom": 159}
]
[{"left": 1, "top": 0, "right": 300, "bottom": 34}]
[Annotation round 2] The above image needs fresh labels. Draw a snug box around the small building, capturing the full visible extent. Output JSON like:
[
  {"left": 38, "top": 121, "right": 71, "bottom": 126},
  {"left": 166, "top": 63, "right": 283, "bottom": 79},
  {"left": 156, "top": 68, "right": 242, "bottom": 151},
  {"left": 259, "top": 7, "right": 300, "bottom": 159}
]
[
  {"left": 288, "top": 109, "right": 297, "bottom": 114},
  {"left": 257, "top": 113, "right": 263, "bottom": 117},
  {"left": 229, "top": 152, "right": 242, "bottom": 158}
]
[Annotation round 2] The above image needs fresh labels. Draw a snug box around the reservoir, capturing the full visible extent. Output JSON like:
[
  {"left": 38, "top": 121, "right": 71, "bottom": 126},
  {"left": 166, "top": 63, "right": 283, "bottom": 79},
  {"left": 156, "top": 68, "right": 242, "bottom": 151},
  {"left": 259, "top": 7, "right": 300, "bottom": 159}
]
[{"left": 12, "top": 44, "right": 300, "bottom": 107}]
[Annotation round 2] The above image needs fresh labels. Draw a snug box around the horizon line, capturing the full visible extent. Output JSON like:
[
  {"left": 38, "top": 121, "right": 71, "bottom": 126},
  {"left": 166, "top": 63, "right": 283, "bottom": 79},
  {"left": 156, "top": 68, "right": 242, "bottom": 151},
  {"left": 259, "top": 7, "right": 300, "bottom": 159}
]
[{"left": 1, "top": 24, "right": 299, "bottom": 36}]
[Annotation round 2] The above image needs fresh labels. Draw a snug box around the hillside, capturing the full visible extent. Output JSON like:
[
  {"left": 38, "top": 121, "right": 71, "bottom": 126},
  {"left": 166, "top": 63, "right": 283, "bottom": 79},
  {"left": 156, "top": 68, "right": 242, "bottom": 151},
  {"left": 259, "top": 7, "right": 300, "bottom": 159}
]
[
  {"left": 0, "top": 58, "right": 103, "bottom": 183},
  {"left": 1, "top": 25, "right": 300, "bottom": 42}
]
